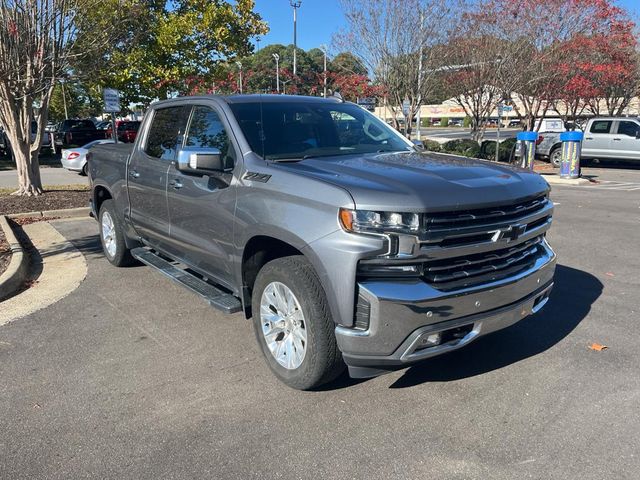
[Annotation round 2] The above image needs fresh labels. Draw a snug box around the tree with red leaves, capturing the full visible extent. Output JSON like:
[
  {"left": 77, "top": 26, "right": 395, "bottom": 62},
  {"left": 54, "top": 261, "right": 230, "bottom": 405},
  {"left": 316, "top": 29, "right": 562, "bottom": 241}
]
[{"left": 443, "top": 0, "right": 638, "bottom": 136}]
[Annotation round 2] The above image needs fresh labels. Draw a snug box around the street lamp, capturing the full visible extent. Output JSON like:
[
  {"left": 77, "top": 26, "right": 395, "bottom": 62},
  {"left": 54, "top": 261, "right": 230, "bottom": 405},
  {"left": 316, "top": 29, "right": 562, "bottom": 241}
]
[
  {"left": 272, "top": 53, "right": 280, "bottom": 93},
  {"left": 320, "top": 44, "right": 328, "bottom": 98},
  {"left": 256, "top": 37, "right": 261, "bottom": 52},
  {"left": 290, "top": 1, "right": 302, "bottom": 76},
  {"left": 236, "top": 61, "right": 243, "bottom": 94}
]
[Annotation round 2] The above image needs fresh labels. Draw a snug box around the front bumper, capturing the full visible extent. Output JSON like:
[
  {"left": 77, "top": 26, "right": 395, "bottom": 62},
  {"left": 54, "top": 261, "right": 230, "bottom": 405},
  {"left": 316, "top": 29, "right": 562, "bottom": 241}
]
[{"left": 336, "top": 241, "right": 556, "bottom": 376}]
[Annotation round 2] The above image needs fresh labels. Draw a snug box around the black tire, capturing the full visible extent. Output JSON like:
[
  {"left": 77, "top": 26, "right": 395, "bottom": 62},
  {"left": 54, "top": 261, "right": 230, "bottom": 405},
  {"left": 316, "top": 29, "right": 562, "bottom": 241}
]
[
  {"left": 549, "top": 146, "right": 562, "bottom": 168},
  {"left": 251, "top": 255, "right": 345, "bottom": 390},
  {"left": 80, "top": 162, "right": 88, "bottom": 176},
  {"left": 98, "top": 199, "right": 135, "bottom": 267}
]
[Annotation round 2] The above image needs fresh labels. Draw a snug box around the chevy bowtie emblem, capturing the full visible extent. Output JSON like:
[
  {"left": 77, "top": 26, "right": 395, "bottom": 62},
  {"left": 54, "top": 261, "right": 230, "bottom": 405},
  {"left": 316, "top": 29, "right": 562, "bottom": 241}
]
[{"left": 491, "top": 224, "right": 527, "bottom": 243}]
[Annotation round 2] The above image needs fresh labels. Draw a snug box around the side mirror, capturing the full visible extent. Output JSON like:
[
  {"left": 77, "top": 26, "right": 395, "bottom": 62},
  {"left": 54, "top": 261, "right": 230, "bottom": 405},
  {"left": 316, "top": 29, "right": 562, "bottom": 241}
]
[
  {"left": 635, "top": 129, "right": 640, "bottom": 139},
  {"left": 412, "top": 139, "right": 425, "bottom": 151},
  {"left": 176, "top": 147, "right": 225, "bottom": 174}
]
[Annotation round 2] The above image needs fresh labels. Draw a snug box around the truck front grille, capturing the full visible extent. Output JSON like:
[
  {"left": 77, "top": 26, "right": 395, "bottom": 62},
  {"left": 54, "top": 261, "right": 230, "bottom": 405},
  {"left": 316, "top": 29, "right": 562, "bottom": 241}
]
[
  {"left": 423, "top": 236, "right": 544, "bottom": 289},
  {"left": 420, "top": 194, "right": 552, "bottom": 290},
  {"left": 356, "top": 194, "right": 553, "bottom": 291}
]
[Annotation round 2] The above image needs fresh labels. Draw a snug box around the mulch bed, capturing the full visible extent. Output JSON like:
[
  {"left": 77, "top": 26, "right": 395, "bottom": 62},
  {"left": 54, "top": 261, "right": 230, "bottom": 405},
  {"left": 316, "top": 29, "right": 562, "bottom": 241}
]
[
  {"left": 0, "top": 227, "right": 9, "bottom": 278},
  {"left": 0, "top": 188, "right": 90, "bottom": 215}
]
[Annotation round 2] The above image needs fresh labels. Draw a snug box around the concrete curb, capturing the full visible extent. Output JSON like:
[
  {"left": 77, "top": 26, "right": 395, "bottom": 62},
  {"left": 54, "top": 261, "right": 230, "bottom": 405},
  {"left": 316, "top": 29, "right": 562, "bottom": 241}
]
[
  {"left": 0, "top": 215, "right": 29, "bottom": 302},
  {"left": 540, "top": 174, "right": 592, "bottom": 186},
  {"left": 0, "top": 220, "right": 87, "bottom": 326},
  {"left": 8, "top": 206, "right": 90, "bottom": 220}
]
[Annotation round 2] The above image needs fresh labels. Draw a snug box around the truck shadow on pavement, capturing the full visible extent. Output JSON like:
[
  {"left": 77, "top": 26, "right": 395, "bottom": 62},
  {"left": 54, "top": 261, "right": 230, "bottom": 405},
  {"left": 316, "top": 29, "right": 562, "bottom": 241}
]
[
  {"left": 387, "top": 264, "right": 602, "bottom": 389},
  {"left": 45, "top": 230, "right": 603, "bottom": 392}
]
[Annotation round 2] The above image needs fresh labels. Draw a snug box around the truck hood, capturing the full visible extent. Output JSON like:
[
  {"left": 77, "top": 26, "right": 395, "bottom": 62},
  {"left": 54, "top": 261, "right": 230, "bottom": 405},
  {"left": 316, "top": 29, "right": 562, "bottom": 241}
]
[{"left": 274, "top": 151, "right": 550, "bottom": 211}]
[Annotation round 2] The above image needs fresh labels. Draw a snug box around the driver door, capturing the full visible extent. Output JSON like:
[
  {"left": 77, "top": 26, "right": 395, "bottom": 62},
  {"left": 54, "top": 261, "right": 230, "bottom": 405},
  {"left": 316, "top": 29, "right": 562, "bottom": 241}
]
[{"left": 165, "top": 104, "right": 238, "bottom": 290}]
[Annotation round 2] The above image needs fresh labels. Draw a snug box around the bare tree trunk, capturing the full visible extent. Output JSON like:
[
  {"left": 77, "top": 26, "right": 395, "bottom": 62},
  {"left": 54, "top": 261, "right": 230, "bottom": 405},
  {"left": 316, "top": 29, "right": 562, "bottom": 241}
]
[{"left": 12, "top": 147, "right": 43, "bottom": 196}]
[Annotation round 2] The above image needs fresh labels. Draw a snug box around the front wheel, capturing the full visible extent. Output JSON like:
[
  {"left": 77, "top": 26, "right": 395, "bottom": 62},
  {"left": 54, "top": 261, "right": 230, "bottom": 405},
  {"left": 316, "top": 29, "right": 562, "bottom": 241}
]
[{"left": 252, "top": 256, "right": 345, "bottom": 390}]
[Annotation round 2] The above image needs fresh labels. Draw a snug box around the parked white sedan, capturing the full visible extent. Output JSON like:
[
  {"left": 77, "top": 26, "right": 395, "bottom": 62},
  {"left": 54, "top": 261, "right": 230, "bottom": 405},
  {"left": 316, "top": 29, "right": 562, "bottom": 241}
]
[{"left": 61, "top": 139, "right": 114, "bottom": 175}]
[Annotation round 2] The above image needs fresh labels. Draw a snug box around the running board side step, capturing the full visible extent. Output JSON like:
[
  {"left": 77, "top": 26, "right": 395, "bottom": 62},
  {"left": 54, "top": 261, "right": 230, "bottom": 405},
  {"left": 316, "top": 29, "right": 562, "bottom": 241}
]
[{"left": 131, "top": 248, "right": 242, "bottom": 314}]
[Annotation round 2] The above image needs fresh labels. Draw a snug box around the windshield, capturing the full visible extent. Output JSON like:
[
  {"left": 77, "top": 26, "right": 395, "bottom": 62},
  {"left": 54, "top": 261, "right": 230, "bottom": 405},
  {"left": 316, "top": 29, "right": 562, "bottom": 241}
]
[{"left": 229, "top": 100, "right": 413, "bottom": 160}]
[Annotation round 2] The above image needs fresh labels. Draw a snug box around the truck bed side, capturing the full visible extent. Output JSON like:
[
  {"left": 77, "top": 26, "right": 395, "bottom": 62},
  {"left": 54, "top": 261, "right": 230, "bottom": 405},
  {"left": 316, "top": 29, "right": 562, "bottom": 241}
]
[{"left": 89, "top": 143, "right": 134, "bottom": 220}]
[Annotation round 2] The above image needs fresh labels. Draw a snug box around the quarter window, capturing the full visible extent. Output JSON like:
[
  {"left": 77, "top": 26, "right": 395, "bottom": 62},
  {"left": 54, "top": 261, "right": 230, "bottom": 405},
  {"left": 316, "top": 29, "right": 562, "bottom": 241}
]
[
  {"left": 145, "top": 106, "right": 191, "bottom": 160},
  {"left": 617, "top": 121, "right": 639, "bottom": 137},
  {"left": 590, "top": 121, "right": 612, "bottom": 134}
]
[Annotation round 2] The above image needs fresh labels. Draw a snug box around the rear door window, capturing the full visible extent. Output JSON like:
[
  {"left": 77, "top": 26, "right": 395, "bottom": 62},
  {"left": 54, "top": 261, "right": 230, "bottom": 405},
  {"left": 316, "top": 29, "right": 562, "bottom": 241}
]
[
  {"left": 590, "top": 121, "right": 612, "bottom": 134},
  {"left": 145, "top": 106, "right": 191, "bottom": 161},
  {"left": 617, "top": 121, "right": 639, "bottom": 137}
]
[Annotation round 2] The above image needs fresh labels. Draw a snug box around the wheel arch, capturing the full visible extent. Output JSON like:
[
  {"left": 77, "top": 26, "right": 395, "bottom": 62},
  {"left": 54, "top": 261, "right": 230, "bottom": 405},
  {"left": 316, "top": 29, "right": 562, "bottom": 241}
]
[
  {"left": 93, "top": 184, "right": 113, "bottom": 215},
  {"left": 241, "top": 235, "right": 305, "bottom": 318}
]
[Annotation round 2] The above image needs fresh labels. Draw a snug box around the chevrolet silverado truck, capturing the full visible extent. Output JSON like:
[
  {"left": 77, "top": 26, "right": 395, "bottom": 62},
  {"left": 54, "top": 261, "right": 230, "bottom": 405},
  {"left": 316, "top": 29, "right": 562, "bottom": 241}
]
[{"left": 88, "top": 95, "right": 556, "bottom": 390}]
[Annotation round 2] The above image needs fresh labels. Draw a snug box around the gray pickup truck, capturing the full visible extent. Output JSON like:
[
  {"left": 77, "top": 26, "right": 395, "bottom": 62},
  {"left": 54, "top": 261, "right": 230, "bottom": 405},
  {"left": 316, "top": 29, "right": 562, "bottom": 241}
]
[{"left": 88, "top": 95, "right": 556, "bottom": 390}]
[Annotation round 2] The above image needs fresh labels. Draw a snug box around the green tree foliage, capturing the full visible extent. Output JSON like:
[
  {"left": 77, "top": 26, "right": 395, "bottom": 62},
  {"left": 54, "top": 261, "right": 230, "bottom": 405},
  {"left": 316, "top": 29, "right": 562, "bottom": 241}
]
[
  {"left": 210, "top": 46, "right": 380, "bottom": 98},
  {"left": 48, "top": 83, "right": 104, "bottom": 122},
  {"left": 77, "top": 0, "right": 269, "bottom": 106},
  {"left": 330, "top": 52, "right": 367, "bottom": 76}
]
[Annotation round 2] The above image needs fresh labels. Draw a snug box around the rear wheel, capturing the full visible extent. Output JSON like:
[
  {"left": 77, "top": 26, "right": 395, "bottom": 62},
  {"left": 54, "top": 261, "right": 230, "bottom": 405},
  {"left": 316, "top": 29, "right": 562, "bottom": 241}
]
[
  {"left": 549, "top": 146, "right": 562, "bottom": 168},
  {"left": 252, "top": 256, "right": 345, "bottom": 390},
  {"left": 99, "top": 200, "right": 135, "bottom": 267},
  {"left": 80, "top": 162, "right": 88, "bottom": 176}
]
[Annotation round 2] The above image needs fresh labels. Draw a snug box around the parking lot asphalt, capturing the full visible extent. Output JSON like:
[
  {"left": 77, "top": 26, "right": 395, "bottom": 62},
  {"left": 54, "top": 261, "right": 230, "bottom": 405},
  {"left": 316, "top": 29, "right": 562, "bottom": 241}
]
[
  {"left": 1, "top": 167, "right": 639, "bottom": 479},
  {"left": 0, "top": 167, "right": 87, "bottom": 189}
]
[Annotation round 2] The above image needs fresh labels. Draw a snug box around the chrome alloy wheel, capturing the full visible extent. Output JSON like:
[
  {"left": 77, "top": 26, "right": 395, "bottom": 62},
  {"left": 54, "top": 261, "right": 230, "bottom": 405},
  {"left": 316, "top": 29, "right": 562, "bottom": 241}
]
[
  {"left": 101, "top": 211, "right": 117, "bottom": 259},
  {"left": 260, "top": 281, "right": 307, "bottom": 370}
]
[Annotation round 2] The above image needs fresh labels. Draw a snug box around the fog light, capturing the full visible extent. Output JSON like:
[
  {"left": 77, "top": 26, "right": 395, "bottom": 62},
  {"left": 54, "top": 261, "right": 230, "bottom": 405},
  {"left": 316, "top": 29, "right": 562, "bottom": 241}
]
[{"left": 420, "top": 332, "right": 441, "bottom": 347}]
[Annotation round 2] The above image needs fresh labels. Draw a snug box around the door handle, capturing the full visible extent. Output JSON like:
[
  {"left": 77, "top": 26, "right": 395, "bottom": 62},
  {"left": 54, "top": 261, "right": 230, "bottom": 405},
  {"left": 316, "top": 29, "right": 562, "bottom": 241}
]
[
  {"left": 169, "top": 179, "right": 183, "bottom": 189},
  {"left": 613, "top": 138, "right": 622, "bottom": 141},
  {"left": 129, "top": 170, "right": 140, "bottom": 178},
  {"left": 585, "top": 137, "right": 593, "bottom": 140}
]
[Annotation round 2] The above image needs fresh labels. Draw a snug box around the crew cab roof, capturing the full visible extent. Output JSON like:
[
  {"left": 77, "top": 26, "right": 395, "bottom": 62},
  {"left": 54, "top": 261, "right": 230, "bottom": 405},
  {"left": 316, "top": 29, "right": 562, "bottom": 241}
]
[{"left": 149, "top": 94, "right": 345, "bottom": 109}]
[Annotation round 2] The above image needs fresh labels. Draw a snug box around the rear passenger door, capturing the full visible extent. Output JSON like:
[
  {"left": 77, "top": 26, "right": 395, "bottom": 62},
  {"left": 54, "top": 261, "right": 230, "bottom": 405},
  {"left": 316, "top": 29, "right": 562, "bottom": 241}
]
[
  {"left": 583, "top": 120, "right": 614, "bottom": 158},
  {"left": 611, "top": 120, "right": 640, "bottom": 160},
  {"left": 165, "top": 104, "right": 238, "bottom": 289},
  {"left": 128, "top": 105, "right": 191, "bottom": 250}
]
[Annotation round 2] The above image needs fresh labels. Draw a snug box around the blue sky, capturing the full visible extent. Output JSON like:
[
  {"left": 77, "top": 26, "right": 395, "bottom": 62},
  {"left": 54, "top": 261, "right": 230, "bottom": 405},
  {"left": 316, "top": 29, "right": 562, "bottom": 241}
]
[
  {"left": 253, "top": 0, "right": 640, "bottom": 53},
  {"left": 253, "top": 0, "right": 344, "bottom": 52}
]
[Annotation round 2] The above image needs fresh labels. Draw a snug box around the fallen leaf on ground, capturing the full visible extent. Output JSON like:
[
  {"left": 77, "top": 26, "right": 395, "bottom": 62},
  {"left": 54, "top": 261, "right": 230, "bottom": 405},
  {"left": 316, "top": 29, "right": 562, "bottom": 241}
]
[
  {"left": 605, "top": 272, "right": 615, "bottom": 277},
  {"left": 589, "top": 343, "right": 608, "bottom": 351}
]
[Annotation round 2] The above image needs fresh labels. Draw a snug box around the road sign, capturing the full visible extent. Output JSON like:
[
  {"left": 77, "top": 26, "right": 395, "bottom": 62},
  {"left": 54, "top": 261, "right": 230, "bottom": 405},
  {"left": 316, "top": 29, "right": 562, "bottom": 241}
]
[
  {"left": 358, "top": 98, "right": 376, "bottom": 112},
  {"left": 103, "top": 88, "right": 121, "bottom": 112},
  {"left": 402, "top": 99, "right": 411, "bottom": 117}
]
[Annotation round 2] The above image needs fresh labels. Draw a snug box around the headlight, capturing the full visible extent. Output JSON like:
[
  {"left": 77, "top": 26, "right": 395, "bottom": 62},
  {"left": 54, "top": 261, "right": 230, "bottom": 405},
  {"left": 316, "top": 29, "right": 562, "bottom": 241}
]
[{"left": 339, "top": 208, "right": 420, "bottom": 234}]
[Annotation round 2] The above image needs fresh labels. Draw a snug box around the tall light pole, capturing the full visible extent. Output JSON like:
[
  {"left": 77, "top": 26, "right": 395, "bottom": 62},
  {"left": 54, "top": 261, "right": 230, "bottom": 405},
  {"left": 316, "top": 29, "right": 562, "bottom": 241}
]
[
  {"left": 272, "top": 53, "right": 280, "bottom": 93},
  {"left": 236, "top": 61, "right": 243, "bottom": 94},
  {"left": 495, "top": 55, "right": 503, "bottom": 163},
  {"left": 290, "top": 1, "right": 302, "bottom": 76},
  {"left": 256, "top": 37, "right": 261, "bottom": 52},
  {"left": 320, "top": 44, "right": 328, "bottom": 98}
]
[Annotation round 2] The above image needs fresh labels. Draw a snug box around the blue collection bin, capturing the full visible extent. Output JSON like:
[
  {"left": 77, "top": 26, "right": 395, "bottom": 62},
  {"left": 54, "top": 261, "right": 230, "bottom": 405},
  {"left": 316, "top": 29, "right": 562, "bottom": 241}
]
[
  {"left": 559, "top": 131, "right": 583, "bottom": 179},
  {"left": 517, "top": 131, "right": 538, "bottom": 170}
]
